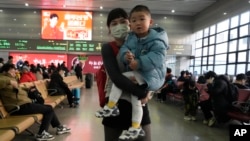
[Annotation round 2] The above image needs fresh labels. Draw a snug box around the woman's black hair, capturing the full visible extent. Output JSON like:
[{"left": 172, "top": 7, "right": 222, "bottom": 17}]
[{"left": 106, "top": 8, "right": 128, "bottom": 27}]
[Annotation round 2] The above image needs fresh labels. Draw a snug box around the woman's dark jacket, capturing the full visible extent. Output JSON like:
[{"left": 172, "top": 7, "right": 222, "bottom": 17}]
[{"left": 101, "top": 42, "right": 150, "bottom": 129}]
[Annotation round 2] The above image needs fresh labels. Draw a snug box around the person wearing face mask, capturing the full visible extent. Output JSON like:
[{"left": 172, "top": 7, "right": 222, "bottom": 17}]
[
  {"left": 48, "top": 67, "right": 76, "bottom": 108},
  {"left": 96, "top": 5, "right": 168, "bottom": 140}
]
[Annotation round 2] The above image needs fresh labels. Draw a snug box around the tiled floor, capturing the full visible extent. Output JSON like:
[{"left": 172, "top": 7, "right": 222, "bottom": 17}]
[{"left": 13, "top": 83, "right": 230, "bottom": 141}]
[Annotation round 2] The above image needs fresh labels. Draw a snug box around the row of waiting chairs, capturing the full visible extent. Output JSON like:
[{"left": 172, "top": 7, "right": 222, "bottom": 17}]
[{"left": 0, "top": 75, "right": 84, "bottom": 141}]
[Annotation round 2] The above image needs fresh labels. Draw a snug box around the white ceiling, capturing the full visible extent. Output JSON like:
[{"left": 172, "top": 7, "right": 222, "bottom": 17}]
[{"left": 0, "top": 0, "right": 217, "bottom": 16}]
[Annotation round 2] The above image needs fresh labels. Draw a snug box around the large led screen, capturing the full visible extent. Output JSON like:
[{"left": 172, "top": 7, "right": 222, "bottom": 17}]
[
  {"left": 9, "top": 53, "right": 67, "bottom": 67},
  {"left": 41, "top": 10, "right": 92, "bottom": 40}
]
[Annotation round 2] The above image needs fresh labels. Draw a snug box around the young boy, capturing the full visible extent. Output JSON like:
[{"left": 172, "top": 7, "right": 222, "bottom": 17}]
[
  {"left": 182, "top": 80, "right": 200, "bottom": 121},
  {"left": 95, "top": 5, "right": 169, "bottom": 140}
]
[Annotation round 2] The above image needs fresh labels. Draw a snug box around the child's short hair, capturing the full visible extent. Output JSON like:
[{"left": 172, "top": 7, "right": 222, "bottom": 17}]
[{"left": 129, "top": 5, "right": 151, "bottom": 18}]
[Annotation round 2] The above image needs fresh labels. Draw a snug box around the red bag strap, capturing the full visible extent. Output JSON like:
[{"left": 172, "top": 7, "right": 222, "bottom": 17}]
[{"left": 109, "top": 41, "right": 119, "bottom": 56}]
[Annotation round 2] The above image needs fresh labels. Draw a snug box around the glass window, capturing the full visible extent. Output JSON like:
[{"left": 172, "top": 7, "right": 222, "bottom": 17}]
[
  {"left": 196, "top": 30, "right": 203, "bottom": 39},
  {"left": 209, "top": 45, "right": 214, "bottom": 55},
  {"left": 202, "top": 57, "right": 207, "bottom": 65},
  {"left": 215, "top": 42, "right": 228, "bottom": 54},
  {"left": 195, "top": 48, "right": 202, "bottom": 57},
  {"left": 229, "top": 28, "right": 238, "bottom": 39},
  {"left": 204, "top": 27, "right": 209, "bottom": 37},
  {"left": 216, "top": 31, "right": 228, "bottom": 43},
  {"left": 248, "top": 64, "right": 250, "bottom": 71},
  {"left": 201, "top": 66, "right": 207, "bottom": 73},
  {"left": 217, "top": 19, "right": 229, "bottom": 33},
  {"left": 215, "top": 54, "right": 227, "bottom": 65},
  {"left": 238, "top": 38, "right": 248, "bottom": 50},
  {"left": 228, "top": 53, "right": 236, "bottom": 63},
  {"left": 240, "top": 11, "right": 250, "bottom": 25},
  {"left": 240, "top": 25, "right": 249, "bottom": 37},
  {"left": 194, "top": 67, "right": 201, "bottom": 75},
  {"left": 238, "top": 52, "right": 247, "bottom": 62},
  {"left": 227, "top": 64, "right": 235, "bottom": 75},
  {"left": 203, "top": 47, "right": 208, "bottom": 56},
  {"left": 248, "top": 50, "right": 250, "bottom": 62},
  {"left": 195, "top": 39, "right": 202, "bottom": 48},
  {"left": 195, "top": 57, "right": 201, "bottom": 66},
  {"left": 237, "top": 64, "right": 246, "bottom": 74},
  {"left": 214, "top": 65, "right": 226, "bottom": 75},
  {"left": 229, "top": 40, "right": 237, "bottom": 52},
  {"left": 190, "top": 59, "right": 194, "bottom": 66},
  {"left": 209, "top": 35, "right": 215, "bottom": 44},
  {"left": 231, "top": 15, "right": 239, "bottom": 28},
  {"left": 208, "top": 56, "right": 214, "bottom": 64},
  {"left": 210, "top": 25, "right": 216, "bottom": 35},
  {"left": 207, "top": 65, "right": 213, "bottom": 71},
  {"left": 203, "top": 37, "right": 208, "bottom": 46}
]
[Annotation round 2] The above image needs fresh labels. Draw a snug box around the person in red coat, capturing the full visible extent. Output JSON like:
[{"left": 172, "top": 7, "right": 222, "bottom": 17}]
[{"left": 19, "top": 66, "right": 37, "bottom": 83}]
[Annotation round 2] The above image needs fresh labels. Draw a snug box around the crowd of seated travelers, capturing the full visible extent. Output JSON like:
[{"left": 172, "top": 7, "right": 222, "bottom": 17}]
[{"left": 156, "top": 68, "right": 250, "bottom": 127}]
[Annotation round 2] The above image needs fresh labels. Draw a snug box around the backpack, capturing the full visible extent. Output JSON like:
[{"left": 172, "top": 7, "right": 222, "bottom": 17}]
[
  {"left": 27, "top": 86, "right": 45, "bottom": 104},
  {"left": 96, "top": 41, "right": 119, "bottom": 107},
  {"left": 218, "top": 75, "right": 238, "bottom": 104}
]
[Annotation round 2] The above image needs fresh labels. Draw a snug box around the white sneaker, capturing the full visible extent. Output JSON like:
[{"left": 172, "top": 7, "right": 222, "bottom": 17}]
[
  {"left": 191, "top": 116, "right": 196, "bottom": 121},
  {"left": 203, "top": 120, "right": 208, "bottom": 124},
  {"left": 184, "top": 116, "right": 191, "bottom": 121},
  {"left": 208, "top": 117, "right": 216, "bottom": 127},
  {"left": 95, "top": 105, "right": 120, "bottom": 118},
  {"left": 36, "top": 130, "right": 55, "bottom": 141},
  {"left": 56, "top": 125, "right": 71, "bottom": 135},
  {"left": 119, "top": 127, "right": 145, "bottom": 141}
]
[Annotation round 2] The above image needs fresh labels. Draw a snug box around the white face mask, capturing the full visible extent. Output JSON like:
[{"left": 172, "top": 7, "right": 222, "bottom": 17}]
[{"left": 110, "top": 24, "right": 130, "bottom": 39}]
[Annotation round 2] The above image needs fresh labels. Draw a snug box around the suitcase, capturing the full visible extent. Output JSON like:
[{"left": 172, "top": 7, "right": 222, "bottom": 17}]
[{"left": 72, "top": 88, "right": 81, "bottom": 105}]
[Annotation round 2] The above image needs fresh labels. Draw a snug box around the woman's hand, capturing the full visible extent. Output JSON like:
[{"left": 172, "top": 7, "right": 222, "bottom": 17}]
[{"left": 141, "top": 96, "right": 150, "bottom": 104}]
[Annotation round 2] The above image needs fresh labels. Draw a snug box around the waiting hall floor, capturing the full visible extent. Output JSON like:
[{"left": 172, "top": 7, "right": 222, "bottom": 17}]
[{"left": 13, "top": 83, "right": 229, "bottom": 141}]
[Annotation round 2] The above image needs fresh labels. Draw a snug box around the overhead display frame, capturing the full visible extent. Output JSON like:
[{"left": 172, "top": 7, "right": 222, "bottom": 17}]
[
  {"left": 41, "top": 10, "right": 92, "bottom": 40},
  {"left": 0, "top": 39, "right": 102, "bottom": 52}
]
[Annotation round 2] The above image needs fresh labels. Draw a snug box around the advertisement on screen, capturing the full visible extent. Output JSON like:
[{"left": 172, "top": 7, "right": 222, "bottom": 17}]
[
  {"left": 41, "top": 10, "right": 92, "bottom": 40},
  {"left": 67, "top": 54, "right": 102, "bottom": 73},
  {"left": 9, "top": 53, "right": 67, "bottom": 67}
]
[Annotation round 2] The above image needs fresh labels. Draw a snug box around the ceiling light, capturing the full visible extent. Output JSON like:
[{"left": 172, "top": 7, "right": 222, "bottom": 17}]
[
  {"left": 63, "top": 5, "right": 66, "bottom": 8},
  {"left": 223, "top": 12, "right": 227, "bottom": 15},
  {"left": 100, "top": 6, "right": 103, "bottom": 10},
  {"left": 0, "top": 10, "right": 3, "bottom": 12},
  {"left": 13, "top": 18, "right": 17, "bottom": 21},
  {"left": 164, "top": 16, "right": 167, "bottom": 19},
  {"left": 25, "top": 3, "right": 29, "bottom": 6},
  {"left": 171, "top": 10, "right": 175, "bottom": 13},
  {"left": 33, "top": 11, "right": 36, "bottom": 14}
]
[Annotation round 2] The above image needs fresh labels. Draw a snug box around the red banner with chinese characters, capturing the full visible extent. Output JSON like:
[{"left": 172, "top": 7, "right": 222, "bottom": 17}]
[
  {"left": 67, "top": 54, "right": 102, "bottom": 73},
  {"left": 9, "top": 52, "right": 67, "bottom": 67},
  {"left": 41, "top": 10, "right": 92, "bottom": 40}
]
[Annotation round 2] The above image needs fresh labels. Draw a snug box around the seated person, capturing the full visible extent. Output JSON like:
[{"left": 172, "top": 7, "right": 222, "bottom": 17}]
[
  {"left": 233, "top": 73, "right": 249, "bottom": 89},
  {"left": 0, "top": 64, "right": 70, "bottom": 141},
  {"left": 157, "top": 67, "right": 175, "bottom": 102},
  {"left": 19, "top": 65, "right": 37, "bottom": 83},
  {"left": 48, "top": 67, "right": 76, "bottom": 107}
]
